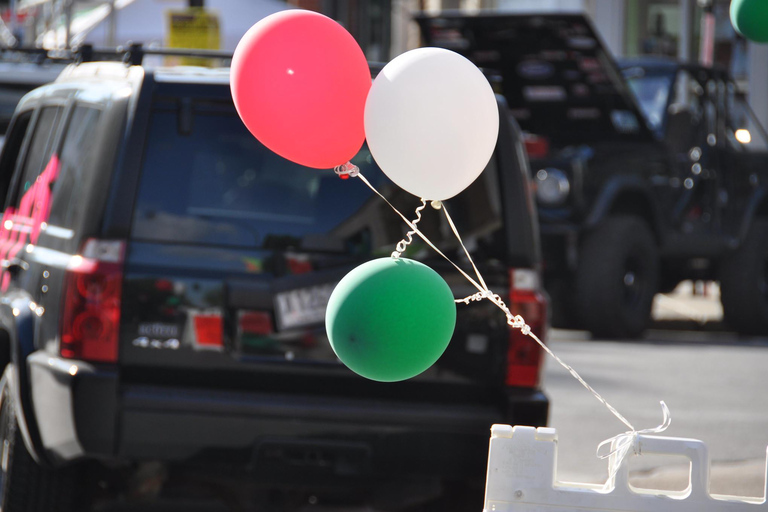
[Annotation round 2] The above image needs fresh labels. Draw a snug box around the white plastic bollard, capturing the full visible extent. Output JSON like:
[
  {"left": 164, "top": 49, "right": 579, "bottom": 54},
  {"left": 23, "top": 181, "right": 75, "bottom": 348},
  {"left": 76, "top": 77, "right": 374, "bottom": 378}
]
[{"left": 484, "top": 425, "right": 768, "bottom": 511}]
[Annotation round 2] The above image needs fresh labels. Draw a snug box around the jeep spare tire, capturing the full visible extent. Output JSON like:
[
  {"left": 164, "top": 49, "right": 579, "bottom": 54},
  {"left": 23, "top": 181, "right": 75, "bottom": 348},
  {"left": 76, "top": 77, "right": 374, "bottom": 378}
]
[{"left": 576, "top": 216, "right": 659, "bottom": 339}]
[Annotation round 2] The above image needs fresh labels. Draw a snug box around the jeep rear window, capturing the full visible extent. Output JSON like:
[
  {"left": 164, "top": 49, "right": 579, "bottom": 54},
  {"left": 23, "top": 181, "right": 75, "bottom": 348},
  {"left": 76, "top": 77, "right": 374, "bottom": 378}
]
[
  {"left": 132, "top": 107, "right": 508, "bottom": 259},
  {"left": 625, "top": 72, "right": 673, "bottom": 133}
]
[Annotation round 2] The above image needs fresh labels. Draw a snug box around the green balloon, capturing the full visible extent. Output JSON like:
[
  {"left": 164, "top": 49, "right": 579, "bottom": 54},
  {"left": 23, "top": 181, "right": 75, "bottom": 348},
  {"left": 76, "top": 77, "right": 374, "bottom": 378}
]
[
  {"left": 325, "top": 257, "right": 457, "bottom": 382},
  {"left": 731, "top": 0, "right": 768, "bottom": 43}
]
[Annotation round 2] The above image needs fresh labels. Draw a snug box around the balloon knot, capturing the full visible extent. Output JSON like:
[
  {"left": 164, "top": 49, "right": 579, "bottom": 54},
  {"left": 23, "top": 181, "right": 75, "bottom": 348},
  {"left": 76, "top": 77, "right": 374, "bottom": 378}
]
[{"left": 334, "top": 162, "right": 359, "bottom": 178}]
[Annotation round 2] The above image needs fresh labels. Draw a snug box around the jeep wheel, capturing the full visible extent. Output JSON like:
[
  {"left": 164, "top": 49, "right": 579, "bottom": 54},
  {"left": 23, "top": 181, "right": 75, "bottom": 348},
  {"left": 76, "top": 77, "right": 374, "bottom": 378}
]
[
  {"left": 720, "top": 219, "right": 768, "bottom": 336},
  {"left": 0, "top": 387, "right": 79, "bottom": 512},
  {"left": 575, "top": 216, "right": 659, "bottom": 339}
]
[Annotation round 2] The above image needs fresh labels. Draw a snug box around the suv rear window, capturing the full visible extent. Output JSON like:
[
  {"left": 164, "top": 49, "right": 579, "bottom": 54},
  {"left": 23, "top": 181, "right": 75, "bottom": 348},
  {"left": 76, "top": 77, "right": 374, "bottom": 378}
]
[{"left": 132, "top": 102, "right": 508, "bottom": 260}]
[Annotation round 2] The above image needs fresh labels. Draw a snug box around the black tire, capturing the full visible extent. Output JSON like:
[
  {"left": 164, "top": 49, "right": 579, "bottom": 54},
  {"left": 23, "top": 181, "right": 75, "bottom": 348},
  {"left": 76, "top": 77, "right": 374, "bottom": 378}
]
[
  {"left": 0, "top": 387, "right": 79, "bottom": 512},
  {"left": 575, "top": 216, "right": 659, "bottom": 339},
  {"left": 720, "top": 219, "right": 768, "bottom": 336}
]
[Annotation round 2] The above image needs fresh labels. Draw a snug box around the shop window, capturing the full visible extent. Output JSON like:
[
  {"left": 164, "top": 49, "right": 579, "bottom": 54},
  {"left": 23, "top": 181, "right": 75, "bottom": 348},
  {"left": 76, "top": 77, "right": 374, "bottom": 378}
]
[{"left": 625, "top": 0, "right": 681, "bottom": 58}]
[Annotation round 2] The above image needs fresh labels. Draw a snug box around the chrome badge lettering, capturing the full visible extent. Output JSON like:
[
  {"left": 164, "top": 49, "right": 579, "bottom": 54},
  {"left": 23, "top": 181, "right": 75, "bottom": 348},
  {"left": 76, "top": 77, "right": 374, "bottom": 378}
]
[
  {"left": 138, "top": 323, "right": 180, "bottom": 338},
  {"left": 132, "top": 337, "right": 180, "bottom": 350}
]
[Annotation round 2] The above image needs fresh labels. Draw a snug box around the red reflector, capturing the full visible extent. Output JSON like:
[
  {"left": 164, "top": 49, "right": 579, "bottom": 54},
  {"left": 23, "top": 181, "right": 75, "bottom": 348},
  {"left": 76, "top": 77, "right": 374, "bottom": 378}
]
[
  {"left": 155, "top": 279, "right": 174, "bottom": 292},
  {"left": 524, "top": 134, "right": 549, "bottom": 159},
  {"left": 505, "top": 268, "right": 547, "bottom": 388},
  {"left": 287, "top": 257, "right": 313, "bottom": 275},
  {"left": 239, "top": 311, "right": 273, "bottom": 336},
  {"left": 194, "top": 314, "right": 224, "bottom": 347}
]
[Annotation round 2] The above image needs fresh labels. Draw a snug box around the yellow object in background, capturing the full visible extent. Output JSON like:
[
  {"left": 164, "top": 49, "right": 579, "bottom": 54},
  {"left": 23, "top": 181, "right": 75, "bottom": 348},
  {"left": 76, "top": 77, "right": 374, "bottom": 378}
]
[{"left": 166, "top": 8, "right": 220, "bottom": 66}]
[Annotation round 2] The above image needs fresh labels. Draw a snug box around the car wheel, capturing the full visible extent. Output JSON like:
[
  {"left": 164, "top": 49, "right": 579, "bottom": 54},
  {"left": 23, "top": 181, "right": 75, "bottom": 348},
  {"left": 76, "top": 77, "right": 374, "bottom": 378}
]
[
  {"left": 575, "top": 216, "right": 659, "bottom": 339},
  {"left": 720, "top": 219, "right": 768, "bottom": 336},
  {"left": 0, "top": 386, "right": 79, "bottom": 512}
]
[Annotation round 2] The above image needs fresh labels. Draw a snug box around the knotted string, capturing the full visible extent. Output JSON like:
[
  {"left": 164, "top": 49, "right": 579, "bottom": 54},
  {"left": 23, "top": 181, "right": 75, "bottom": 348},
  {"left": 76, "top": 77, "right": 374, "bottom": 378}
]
[
  {"left": 334, "top": 162, "right": 360, "bottom": 178},
  {"left": 338, "top": 165, "right": 669, "bottom": 482},
  {"left": 598, "top": 401, "right": 671, "bottom": 484}
]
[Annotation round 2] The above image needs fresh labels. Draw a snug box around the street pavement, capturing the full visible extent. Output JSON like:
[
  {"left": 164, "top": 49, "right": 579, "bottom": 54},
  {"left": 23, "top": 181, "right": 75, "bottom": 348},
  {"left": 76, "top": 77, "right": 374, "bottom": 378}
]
[{"left": 544, "top": 281, "right": 768, "bottom": 498}]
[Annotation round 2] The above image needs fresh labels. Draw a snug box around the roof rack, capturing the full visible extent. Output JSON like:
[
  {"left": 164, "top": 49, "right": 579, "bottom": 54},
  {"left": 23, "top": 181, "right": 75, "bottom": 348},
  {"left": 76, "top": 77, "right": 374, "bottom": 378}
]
[
  {"left": 82, "top": 44, "right": 233, "bottom": 66},
  {"left": 0, "top": 44, "right": 233, "bottom": 67},
  {"left": 0, "top": 46, "right": 60, "bottom": 65}
]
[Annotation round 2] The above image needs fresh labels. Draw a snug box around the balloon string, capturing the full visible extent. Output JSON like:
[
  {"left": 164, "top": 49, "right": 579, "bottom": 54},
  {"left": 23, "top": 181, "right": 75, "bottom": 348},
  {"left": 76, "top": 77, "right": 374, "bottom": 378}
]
[
  {"left": 440, "top": 201, "right": 637, "bottom": 434},
  {"left": 391, "top": 199, "right": 427, "bottom": 259},
  {"left": 351, "top": 171, "right": 669, "bottom": 476},
  {"left": 440, "top": 203, "right": 489, "bottom": 292},
  {"left": 355, "top": 172, "right": 488, "bottom": 294}
]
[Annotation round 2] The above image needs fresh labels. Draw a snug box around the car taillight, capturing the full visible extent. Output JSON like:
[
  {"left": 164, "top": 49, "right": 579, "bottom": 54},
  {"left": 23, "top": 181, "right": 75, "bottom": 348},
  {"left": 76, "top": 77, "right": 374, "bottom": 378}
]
[
  {"left": 506, "top": 268, "right": 547, "bottom": 388},
  {"left": 60, "top": 239, "right": 125, "bottom": 363},
  {"left": 239, "top": 311, "right": 273, "bottom": 336},
  {"left": 237, "top": 310, "right": 275, "bottom": 349},
  {"left": 524, "top": 134, "right": 549, "bottom": 159}
]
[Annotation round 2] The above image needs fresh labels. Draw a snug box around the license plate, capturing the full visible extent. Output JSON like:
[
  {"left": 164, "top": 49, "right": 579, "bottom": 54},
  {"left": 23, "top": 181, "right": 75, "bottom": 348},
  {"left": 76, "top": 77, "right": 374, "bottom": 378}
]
[{"left": 274, "top": 283, "right": 337, "bottom": 331}]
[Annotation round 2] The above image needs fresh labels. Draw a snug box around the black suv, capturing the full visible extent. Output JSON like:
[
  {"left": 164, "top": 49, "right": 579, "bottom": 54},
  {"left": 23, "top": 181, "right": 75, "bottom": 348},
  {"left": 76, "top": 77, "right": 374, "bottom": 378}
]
[
  {"left": 0, "top": 47, "right": 548, "bottom": 511},
  {"left": 418, "top": 12, "right": 768, "bottom": 338}
]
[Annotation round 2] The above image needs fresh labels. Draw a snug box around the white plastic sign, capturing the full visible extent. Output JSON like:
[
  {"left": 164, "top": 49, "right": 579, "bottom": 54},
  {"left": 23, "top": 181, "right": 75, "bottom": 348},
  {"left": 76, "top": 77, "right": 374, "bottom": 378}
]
[{"left": 485, "top": 425, "right": 768, "bottom": 511}]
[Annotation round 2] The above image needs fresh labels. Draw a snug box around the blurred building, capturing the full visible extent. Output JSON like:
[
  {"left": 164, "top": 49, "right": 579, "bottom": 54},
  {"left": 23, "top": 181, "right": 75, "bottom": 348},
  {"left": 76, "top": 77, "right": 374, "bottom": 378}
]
[
  {"left": 3, "top": 0, "right": 767, "bottom": 127},
  {"left": 370, "top": 0, "right": 768, "bottom": 131},
  {"left": 3, "top": 0, "right": 287, "bottom": 50},
  {"left": 287, "top": 0, "right": 394, "bottom": 62}
]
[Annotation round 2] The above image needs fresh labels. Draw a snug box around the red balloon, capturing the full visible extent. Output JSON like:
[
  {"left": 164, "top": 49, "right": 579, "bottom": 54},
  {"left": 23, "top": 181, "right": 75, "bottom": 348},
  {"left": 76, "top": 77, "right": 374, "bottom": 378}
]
[{"left": 231, "top": 10, "right": 371, "bottom": 169}]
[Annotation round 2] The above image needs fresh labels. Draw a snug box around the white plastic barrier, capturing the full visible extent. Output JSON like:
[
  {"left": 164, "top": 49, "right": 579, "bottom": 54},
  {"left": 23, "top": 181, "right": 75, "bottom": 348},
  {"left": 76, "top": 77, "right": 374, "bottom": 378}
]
[{"left": 485, "top": 425, "right": 768, "bottom": 511}]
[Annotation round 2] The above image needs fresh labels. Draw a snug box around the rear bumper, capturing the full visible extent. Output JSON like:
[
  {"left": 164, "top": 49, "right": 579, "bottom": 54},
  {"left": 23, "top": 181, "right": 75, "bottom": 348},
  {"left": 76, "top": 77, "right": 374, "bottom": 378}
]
[
  {"left": 119, "top": 384, "right": 547, "bottom": 479},
  {"left": 27, "top": 351, "right": 118, "bottom": 464},
  {"left": 27, "top": 350, "right": 548, "bottom": 483}
]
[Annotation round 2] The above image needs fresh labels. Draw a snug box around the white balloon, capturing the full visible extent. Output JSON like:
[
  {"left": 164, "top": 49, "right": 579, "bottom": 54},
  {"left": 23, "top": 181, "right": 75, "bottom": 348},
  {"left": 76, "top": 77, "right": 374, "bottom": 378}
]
[{"left": 364, "top": 47, "right": 499, "bottom": 201}]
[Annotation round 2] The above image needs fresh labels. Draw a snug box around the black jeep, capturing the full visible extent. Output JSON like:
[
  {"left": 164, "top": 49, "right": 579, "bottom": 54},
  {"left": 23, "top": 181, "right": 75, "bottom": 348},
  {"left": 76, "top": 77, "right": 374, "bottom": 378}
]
[
  {"left": 0, "top": 47, "right": 548, "bottom": 511},
  {"left": 417, "top": 12, "right": 768, "bottom": 338}
]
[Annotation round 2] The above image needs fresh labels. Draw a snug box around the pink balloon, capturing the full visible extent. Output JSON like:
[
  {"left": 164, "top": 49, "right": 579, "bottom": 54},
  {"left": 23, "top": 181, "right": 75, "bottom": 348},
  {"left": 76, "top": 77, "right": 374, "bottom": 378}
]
[{"left": 231, "top": 10, "right": 371, "bottom": 169}]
